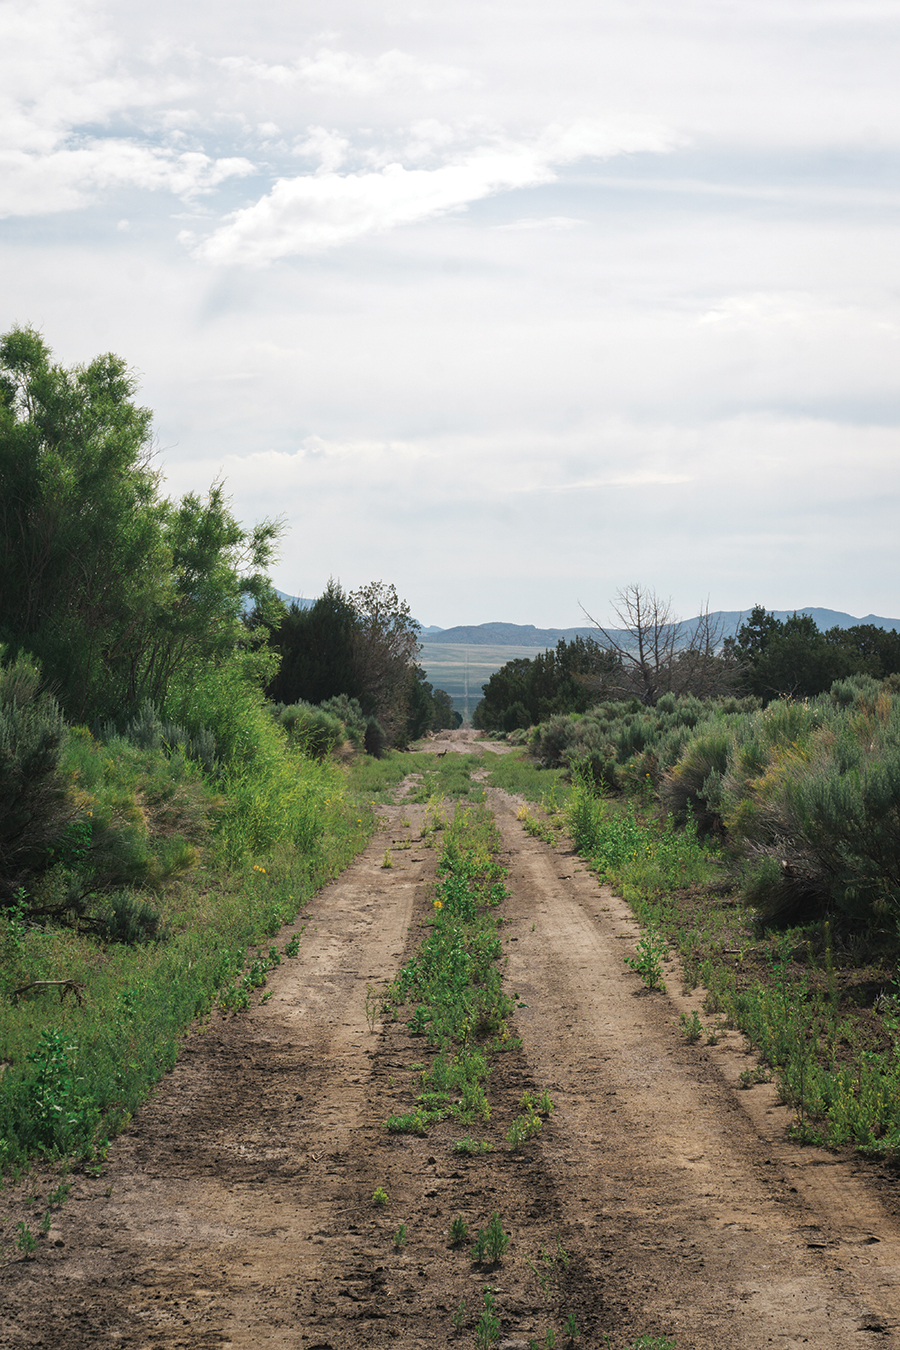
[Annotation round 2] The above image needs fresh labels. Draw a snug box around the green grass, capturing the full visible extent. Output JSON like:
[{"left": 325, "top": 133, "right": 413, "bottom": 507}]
[
  {"left": 481, "top": 751, "right": 570, "bottom": 809},
  {"left": 565, "top": 772, "right": 900, "bottom": 1155},
  {"left": 379, "top": 803, "right": 517, "bottom": 1133},
  {"left": 0, "top": 732, "right": 375, "bottom": 1169}
]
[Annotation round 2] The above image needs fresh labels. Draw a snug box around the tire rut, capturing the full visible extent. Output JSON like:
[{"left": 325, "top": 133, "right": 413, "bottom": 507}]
[{"left": 489, "top": 785, "right": 900, "bottom": 1348}]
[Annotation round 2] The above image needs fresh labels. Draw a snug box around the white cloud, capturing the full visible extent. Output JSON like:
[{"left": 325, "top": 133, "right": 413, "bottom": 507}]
[
  {"left": 0, "top": 141, "right": 254, "bottom": 218},
  {"left": 217, "top": 47, "right": 473, "bottom": 95},
  {"left": 498, "top": 216, "right": 586, "bottom": 231},
  {"left": 192, "top": 119, "right": 680, "bottom": 264},
  {"left": 293, "top": 126, "right": 351, "bottom": 173}
]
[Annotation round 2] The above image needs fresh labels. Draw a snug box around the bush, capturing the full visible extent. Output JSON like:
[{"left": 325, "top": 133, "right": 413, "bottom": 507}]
[
  {"left": 0, "top": 649, "right": 68, "bottom": 906},
  {"left": 272, "top": 702, "right": 345, "bottom": 761}
]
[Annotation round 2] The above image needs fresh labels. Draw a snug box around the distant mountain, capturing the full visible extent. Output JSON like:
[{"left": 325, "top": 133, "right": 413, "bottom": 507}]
[
  {"left": 425, "top": 609, "right": 900, "bottom": 647},
  {"left": 274, "top": 590, "right": 313, "bottom": 609}
]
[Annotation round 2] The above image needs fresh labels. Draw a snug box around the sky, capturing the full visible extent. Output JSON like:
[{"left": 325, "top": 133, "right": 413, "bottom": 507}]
[{"left": 2, "top": 0, "right": 899, "bottom": 629}]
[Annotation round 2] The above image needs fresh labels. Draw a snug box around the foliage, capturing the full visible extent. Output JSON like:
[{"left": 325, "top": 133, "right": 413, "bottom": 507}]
[
  {"left": 0, "top": 648, "right": 69, "bottom": 906},
  {"left": 270, "top": 701, "right": 346, "bottom": 761},
  {"left": 0, "top": 713, "right": 372, "bottom": 1168},
  {"left": 624, "top": 926, "right": 668, "bottom": 992},
  {"left": 728, "top": 605, "right": 900, "bottom": 703},
  {"left": 263, "top": 581, "right": 362, "bottom": 708},
  {"left": 475, "top": 1286, "right": 501, "bottom": 1348},
  {"left": 0, "top": 325, "right": 281, "bottom": 725},
  {"left": 378, "top": 805, "right": 514, "bottom": 1133},
  {"left": 473, "top": 636, "right": 619, "bottom": 731},
  {"left": 472, "top": 1213, "right": 509, "bottom": 1265},
  {"left": 263, "top": 578, "right": 455, "bottom": 746}
]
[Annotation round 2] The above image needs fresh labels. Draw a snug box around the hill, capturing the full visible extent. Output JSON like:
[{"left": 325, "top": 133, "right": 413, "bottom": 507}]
[{"left": 424, "top": 609, "right": 900, "bottom": 647}]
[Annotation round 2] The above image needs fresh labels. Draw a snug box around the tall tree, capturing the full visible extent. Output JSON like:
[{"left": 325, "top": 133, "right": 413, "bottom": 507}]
[
  {"left": 347, "top": 580, "right": 422, "bottom": 744},
  {"left": 0, "top": 325, "right": 281, "bottom": 723}
]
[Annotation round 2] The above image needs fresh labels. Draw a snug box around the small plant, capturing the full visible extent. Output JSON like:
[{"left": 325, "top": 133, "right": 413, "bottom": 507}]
[
  {"left": 628, "top": 1338, "right": 677, "bottom": 1350},
  {"left": 564, "top": 1312, "right": 580, "bottom": 1340},
  {"left": 624, "top": 926, "right": 668, "bottom": 992},
  {"left": 40, "top": 1210, "right": 52, "bottom": 1234},
  {"left": 452, "top": 1137, "right": 494, "bottom": 1156},
  {"left": 472, "top": 1212, "right": 509, "bottom": 1265},
  {"left": 449, "top": 1214, "right": 469, "bottom": 1245},
  {"left": 475, "top": 1286, "right": 500, "bottom": 1349},
  {"left": 382, "top": 849, "right": 393, "bottom": 868},
  {"left": 521, "top": 1087, "right": 555, "bottom": 1116},
  {"left": 284, "top": 934, "right": 301, "bottom": 958},
  {"left": 451, "top": 1297, "right": 466, "bottom": 1332},
  {"left": 372, "top": 1185, "right": 389, "bottom": 1207},
  {"left": 739, "top": 1065, "right": 772, "bottom": 1088},
  {"left": 507, "top": 1106, "right": 542, "bottom": 1151},
  {"left": 393, "top": 1222, "right": 408, "bottom": 1249},
  {"left": 48, "top": 1178, "right": 71, "bottom": 1208},
  {"left": 679, "top": 1010, "right": 704, "bottom": 1043},
  {"left": 16, "top": 1222, "right": 37, "bottom": 1256}
]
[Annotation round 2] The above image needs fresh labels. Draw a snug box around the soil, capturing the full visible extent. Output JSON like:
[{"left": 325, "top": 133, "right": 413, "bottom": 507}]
[{"left": 4, "top": 728, "right": 900, "bottom": 1348}]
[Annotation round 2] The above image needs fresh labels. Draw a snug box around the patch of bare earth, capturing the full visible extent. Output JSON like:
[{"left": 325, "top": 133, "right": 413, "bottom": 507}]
[{"left": 3, "top": 741, "right": 900, "bottom": 1347}]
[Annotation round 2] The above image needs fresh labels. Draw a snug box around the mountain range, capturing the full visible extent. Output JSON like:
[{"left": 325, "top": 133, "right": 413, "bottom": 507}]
[{"left": 420, "top": 609, "right": 900, "bottom": 647}]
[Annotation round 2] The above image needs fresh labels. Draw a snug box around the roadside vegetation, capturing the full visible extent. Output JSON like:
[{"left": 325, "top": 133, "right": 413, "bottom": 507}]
[
  {"left": 0, "top": 325, "right": 456, "bottom": 1174},
  {"left": 481, "top": 635, "right": 900, "bottom": 1155}
]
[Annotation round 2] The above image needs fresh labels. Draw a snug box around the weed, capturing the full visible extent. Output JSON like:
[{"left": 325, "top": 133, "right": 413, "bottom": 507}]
[
  {"left": 507, "top": 1107, "right": 542, "bottom": 1151},
  {"left": 528, "top": 1237, "right": 570, "bottom": 1300},
  {"left": 739, "top": 1065, "right": 772, "bottom": 1088},
  {"left": 679, "top": 1010, "right": 704, "bottom": 1043},
  {"left": 40, "top": 1211, "right": 52, "bottom": 1234},
  {"left": 48, "top": 1178, "right": 71, "bottom": 1208},
  {"left": 452, "top": 1137, "right": 494, "bottom": 1156},
  {"left": 521, "top": 1087, "right": 555, "bottom": 1115},
  {"left": 393, "top": 1223, "right": 408, "bottom": 1249},
  {"left": 628, "top": 1339, "right": 677, "bottom": 1350},
  {"left": 385, "top": 1109, "right": 429, "bottom": 1135},
  {"left": 472, "top": 1212, "right": 509, "bottom": 1265},
  {"left": 475, "top": 1286, "right": 500, "bottom": 1349},
  {"left": 284, "top": 933, "right": 301, "bottom": 958},
  {"left": 624, "top": 926, "right": 668, "bottom": 992},
  {"left": 372, "top": 1186, "right": 389, "bottom": 1207},
  {"left": 449, "top": 1214, "right": 469, "bottom": 1245},
  {"left": 382, "top": 850, "right": 393, "bottom": 868}
]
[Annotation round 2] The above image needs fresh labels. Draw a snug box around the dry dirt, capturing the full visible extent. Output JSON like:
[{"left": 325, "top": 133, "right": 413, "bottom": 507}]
[{"left": 4, "top": 729, "right": 900, "bottom": 1348}]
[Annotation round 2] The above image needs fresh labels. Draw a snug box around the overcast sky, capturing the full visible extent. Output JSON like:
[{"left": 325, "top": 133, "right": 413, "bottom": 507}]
[{"left": 3, "top": 0, "right": 899, "bottom": 627}]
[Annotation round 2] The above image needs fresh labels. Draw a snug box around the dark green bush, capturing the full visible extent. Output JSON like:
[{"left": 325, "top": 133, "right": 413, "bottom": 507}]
[
  {"left": 271, "top": 702, "right": 345, "bottom": 760},
  {"left": 0, "top": 650, "right": 68, "bottom": 906}
]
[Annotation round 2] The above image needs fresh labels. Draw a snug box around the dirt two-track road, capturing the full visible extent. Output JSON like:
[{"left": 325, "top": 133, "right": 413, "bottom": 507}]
[{"left": 4, "top": 729, "right": 900, "bottom": 1349}]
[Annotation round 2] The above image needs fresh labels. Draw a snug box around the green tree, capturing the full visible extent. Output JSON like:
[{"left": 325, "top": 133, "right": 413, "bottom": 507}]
[
  {"left": 0, "top": 325, "right": 281, "bottom": 724},
  {"left": 730, "top": 607, "right": 857, "bottom": 701},
  {"left": 347, "top": 580, "right": 422, "bottom": 745},
  {"left": 265, "top": 581, "right": 362, "bottom": 708},
  {"left": 473, "top": 636, "right": 619, "bottom": 731}
]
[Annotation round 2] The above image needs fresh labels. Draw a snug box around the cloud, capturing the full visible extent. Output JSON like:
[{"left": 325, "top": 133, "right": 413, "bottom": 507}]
[
  {"left": 217, "top": 47, "right": 473, "bottom": 95},
  {"left": 497, "top": 216, "right": 586, "bottom": 231},
  {"left": 0, "top": 140, "right": 254, "bottom": 218},
  {"left": 191, "top": 118, "right": 681, "bottom": 264}
]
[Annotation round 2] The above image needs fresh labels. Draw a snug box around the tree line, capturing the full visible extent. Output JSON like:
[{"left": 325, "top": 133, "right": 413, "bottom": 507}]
[
  {"left": 474, "top": 584, "right": 900, "bottom": 731},
  {"left": 0, "top": 325, "right": 456, "bottom": 760}
]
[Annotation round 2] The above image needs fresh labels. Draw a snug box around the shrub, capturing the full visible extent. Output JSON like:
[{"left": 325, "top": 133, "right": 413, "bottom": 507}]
[{"left": 0, "top": 649, "right": 68, "bottom": 906}]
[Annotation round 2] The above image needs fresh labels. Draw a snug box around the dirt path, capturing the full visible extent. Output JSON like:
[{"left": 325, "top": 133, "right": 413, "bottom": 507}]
[{"left": 4, "top": 735, "right": 900, "bottom": 1348}]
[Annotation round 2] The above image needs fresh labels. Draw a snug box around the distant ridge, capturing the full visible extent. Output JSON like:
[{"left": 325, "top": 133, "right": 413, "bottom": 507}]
[{"left": 424, "top": 609, "right": 900, "bottom": 647}]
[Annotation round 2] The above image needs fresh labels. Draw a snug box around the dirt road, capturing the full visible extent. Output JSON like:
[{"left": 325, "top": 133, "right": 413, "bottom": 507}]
[{"left": 3, "top": 733, "right": 900, "bottom": 1348}]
